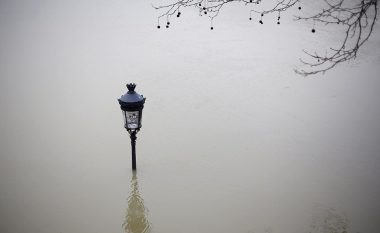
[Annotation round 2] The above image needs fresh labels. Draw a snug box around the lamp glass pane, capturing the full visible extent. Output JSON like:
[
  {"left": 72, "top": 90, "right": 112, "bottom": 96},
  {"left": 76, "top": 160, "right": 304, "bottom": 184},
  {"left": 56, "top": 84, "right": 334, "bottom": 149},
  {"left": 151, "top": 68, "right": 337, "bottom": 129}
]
[
  {"left": 122, "top": 110, "right": 127, "bottom": 128},
  {"left": 126, "top": 111, "right": 139, "bottom": 129}
]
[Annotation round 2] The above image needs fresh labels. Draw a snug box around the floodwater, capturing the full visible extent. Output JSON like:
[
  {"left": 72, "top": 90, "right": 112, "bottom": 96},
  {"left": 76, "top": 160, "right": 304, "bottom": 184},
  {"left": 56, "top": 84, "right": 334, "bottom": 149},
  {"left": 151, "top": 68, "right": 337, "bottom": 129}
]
[{"left": 1, "top": 1, "right": 380, "bottom": 233}]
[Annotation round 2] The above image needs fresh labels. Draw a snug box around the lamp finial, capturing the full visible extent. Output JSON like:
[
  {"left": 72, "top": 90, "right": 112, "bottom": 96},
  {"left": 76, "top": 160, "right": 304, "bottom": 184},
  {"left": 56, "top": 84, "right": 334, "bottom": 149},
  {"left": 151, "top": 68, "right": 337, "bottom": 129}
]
[{"left": 127, "top": 83, "right": 136, "bottom": 92}]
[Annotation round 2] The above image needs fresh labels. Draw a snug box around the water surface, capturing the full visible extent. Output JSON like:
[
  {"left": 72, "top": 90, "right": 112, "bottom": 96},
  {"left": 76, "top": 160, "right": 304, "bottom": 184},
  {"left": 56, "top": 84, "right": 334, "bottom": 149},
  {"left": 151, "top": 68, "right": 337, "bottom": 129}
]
[{"left": 0, "top": 1, "right": 380, "bottom": 233}]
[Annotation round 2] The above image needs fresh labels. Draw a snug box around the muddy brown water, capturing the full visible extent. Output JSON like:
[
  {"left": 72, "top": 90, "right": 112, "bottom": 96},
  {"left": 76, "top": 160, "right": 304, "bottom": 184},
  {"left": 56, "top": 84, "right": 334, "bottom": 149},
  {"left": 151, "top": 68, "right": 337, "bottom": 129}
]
[{"left": 1, "top": 1, "right": 380, "bottom": 233}]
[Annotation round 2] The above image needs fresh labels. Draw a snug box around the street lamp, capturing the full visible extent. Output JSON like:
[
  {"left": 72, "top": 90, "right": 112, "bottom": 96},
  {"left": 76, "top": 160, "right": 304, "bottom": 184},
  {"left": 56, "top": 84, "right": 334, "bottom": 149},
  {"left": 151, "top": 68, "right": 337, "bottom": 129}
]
[{"left": 118, "top": 83, "right": 146, "bottom": 170}]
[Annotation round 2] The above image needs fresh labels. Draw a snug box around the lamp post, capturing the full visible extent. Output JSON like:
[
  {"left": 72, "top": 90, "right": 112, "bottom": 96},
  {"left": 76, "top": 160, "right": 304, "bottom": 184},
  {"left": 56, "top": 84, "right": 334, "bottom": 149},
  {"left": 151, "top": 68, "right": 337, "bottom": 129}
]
[{"left": 118, "top": 83, "right": 146, "bottom": 170}]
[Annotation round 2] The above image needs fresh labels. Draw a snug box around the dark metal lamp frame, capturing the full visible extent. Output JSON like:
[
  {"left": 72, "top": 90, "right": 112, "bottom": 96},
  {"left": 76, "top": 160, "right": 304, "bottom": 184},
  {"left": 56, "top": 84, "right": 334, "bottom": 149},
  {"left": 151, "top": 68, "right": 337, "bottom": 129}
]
[{"left": 118, "top": 83, "right": 146, "bottom": 170}]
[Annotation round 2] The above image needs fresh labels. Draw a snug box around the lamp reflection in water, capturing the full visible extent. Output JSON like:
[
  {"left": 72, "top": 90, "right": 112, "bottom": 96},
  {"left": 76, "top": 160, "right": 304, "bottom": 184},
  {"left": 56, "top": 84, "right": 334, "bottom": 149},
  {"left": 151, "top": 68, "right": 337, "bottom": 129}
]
[{"left": 122, "top": 171, "right": 151, "bottom": 233}]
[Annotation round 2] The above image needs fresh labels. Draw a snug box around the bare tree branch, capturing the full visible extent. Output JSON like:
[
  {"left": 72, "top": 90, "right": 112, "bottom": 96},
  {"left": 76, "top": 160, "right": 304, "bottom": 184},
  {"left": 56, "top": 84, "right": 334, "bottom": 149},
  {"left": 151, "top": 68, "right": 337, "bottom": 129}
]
[
  {"left": 153, "top": 0, "right": 378, "bottom": 76},
  {"left": 295, "top": 0, "right": 378, "bottom": 76}
]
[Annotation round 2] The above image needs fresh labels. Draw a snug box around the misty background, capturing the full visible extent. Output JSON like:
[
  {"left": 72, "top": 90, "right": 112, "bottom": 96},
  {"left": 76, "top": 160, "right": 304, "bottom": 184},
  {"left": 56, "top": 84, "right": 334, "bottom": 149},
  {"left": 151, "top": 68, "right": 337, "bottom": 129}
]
[{"left": 0, "top": 0, "right": 379, "bottom": 233}]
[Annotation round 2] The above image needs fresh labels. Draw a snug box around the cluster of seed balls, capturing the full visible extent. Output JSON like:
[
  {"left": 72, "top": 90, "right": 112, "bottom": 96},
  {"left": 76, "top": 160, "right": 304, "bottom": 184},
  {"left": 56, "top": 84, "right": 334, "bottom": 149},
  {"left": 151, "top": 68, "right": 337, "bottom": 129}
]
[
  {"left": 247, "top": 6, "right": 315, "bottom": 33},
  {"left": 157, "top": 4, "right": 315, "bottom": 32}
]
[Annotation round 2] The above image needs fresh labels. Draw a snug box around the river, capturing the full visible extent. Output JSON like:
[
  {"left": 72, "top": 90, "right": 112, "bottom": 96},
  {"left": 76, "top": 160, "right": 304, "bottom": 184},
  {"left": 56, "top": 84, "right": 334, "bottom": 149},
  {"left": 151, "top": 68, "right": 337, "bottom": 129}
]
[{"left": 1, "top": 0, "right": 379, "bottom": 233}]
